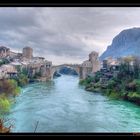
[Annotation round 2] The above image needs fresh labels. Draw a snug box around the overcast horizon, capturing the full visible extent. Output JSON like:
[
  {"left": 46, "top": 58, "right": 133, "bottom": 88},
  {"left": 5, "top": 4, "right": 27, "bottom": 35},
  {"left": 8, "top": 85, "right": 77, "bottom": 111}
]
[{"left": 1, "top": 7, "right": 140, "bottom": 64}]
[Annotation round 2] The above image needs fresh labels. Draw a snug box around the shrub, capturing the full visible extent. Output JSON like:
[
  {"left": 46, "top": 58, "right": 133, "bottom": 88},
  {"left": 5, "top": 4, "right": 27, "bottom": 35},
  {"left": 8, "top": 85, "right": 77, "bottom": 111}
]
[
  {"left": 0, "top": 97, "right": 11, "bottom": 114},
  {"left": 0, "top": 59, "right": 10, "bottom": 66},
  {"left": 107, "top": 79, "right": 117, "bottom": 89},
  {"left": 125, "top": 79, "right": 140, "bottom": 93},
  {"left": 22, "top": 68, "right": 28, "bottom": 75},
  {"left": 79, "top": 77, "right": 94, "bottom": 86},
  {"left": 16, "top": 74, "right": 29, "bottom": 87},
  {"left": 94, "top": 71, "right": 101, "bottom": 83},
  {"left": 125, "top": 81, "right": 136, "bottom": 91},
  {"left": 0, "top": 118, "right": 12, "bottom": 133},
  {"left": 127, "top": 92, "right": 140, "bottom": 100},
  {"left": 0, "top": 79, "right": 21, "bottom": 97},
  {"left": 108, "top": 91, "right": 121, "bottom": 99}
]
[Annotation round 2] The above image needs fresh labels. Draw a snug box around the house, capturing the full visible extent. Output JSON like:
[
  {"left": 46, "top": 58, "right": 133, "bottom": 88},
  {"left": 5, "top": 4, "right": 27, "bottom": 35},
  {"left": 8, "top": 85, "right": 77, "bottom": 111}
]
[
  {"left": 0, "top": 46, "right": 10, "bottom": 58},
  {"left": 0, "top": 64, "right": 18, "bottom": 79}
]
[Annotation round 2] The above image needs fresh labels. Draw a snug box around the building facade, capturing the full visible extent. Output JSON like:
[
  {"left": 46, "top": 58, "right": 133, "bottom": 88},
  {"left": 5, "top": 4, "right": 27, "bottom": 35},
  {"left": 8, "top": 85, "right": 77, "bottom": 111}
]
[
  {"left": 0, "top": 46, "right": 10, "bottom": 58},
  {"left": 89, "top": 51, "right": 100, "bottom": 73},
  {"left": 80, "top": 51, "right": 100, "bottom": 79},
  {"left": 22, "top": 47, "right": 33, "bottom": 60}
]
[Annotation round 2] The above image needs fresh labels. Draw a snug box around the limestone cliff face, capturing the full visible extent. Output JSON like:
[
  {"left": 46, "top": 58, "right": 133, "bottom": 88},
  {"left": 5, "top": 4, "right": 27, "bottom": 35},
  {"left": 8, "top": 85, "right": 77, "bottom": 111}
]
[{"left": 100, "top": 27, "right": 140, "bottom": 60}]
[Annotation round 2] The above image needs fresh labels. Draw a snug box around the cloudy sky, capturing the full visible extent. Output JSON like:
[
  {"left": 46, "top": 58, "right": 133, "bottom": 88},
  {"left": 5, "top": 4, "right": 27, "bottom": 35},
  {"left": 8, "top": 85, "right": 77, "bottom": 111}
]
[{"left": 1, "top": 7, "right": 140, "bottom": 65}]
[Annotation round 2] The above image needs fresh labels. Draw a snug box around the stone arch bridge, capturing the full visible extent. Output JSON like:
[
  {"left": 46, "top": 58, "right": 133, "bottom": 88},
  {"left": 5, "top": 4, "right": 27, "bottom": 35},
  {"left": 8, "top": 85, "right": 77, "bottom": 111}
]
[{"left": 51, "top": 64, "right": 81, "bottom": 79}]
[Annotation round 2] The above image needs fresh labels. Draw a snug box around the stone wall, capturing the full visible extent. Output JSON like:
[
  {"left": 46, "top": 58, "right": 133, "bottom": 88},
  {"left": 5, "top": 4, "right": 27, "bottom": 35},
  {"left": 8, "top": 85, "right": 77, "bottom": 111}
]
[
  {"left": 80, "top": 51, "right": 100, "bottom": 79},
  {"left": 22, "top": 47, "right": 33, "bottom": 60}
]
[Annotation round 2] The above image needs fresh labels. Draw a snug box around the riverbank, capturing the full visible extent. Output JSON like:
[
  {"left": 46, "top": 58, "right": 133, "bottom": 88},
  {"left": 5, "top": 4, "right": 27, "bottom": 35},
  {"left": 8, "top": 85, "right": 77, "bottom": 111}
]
[
  {"left": 6, "top": 75, "right": 140, "bottom": 132},
  {"left": 0, "top": 78, "right": 22, "bottom": 133},
  {"left": 79, "top": 76, "right": 140, "bottom": 106}
]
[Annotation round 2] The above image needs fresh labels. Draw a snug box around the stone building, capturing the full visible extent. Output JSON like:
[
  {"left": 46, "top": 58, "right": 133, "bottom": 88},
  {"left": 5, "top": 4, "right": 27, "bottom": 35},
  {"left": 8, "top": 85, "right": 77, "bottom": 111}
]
[
  {"left": 22, "top": 47, "right": 33, "bottom": 60},
  {"left": 0, "top": 64, "right": 17, "bottom": 79},
  {"left": 79, "top": 51, "right": 100, "bottom": 79},
  {"left": 27, "top": 60, "right": 52, "bottom": 81},
  {"left": 10, "top": 51, "right": 22, "bottom": 60},
  {"left": 32, "top": 57, "right": 45, "bottom": 63},
  {"left": 79, "top": 60, "right": 92, "bottom": 79},
  {"left": 0, "top": 46, "right": 10, "bottom": 58},
  {"left": 89, "top": 51, "right": 100, "bottom": 73}
]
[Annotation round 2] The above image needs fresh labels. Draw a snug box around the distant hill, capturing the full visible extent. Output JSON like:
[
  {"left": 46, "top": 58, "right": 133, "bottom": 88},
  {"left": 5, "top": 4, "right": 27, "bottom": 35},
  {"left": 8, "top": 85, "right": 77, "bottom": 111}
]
[{"left": 100, "top": 27, "right": 140, "bottom": 60}]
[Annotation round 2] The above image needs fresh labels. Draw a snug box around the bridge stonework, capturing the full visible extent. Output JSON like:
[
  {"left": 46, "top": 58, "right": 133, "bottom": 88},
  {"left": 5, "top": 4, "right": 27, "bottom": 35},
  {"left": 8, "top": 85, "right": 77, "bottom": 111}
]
[{"left": 50, "top": 64, "right": 80, "bottom": 79}]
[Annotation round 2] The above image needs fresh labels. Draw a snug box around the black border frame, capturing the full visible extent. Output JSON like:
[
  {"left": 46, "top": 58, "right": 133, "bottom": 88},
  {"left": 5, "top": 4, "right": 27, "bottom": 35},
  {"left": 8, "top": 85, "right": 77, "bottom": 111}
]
[{"left": 0, "top": 1, "right": 140, "bottom": 137}]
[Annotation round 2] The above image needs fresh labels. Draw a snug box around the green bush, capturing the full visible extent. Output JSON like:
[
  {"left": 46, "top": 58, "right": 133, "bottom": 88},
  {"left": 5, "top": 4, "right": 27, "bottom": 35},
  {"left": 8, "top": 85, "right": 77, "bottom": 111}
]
[
  {"left": 107, "top": 79, "right": 117, "bottom": 89},
  {"left": 79, "top": 77, "right": 94, "bottom": 86},
  {"left": 0, "top": 97, "right": 11, "bottom": 114},
  {"left": 108, "top": 91, "right": 121, "bottom": 99},
  {"left": 0, "top": 79, "right": 21, "bottom": 97},
  {"left": 125, "top": 79, "right": 140, "bottom": 93},
  {"left": 79, "top": 79, "right": 88, "bottom": 86},
  {"left": 94, "top": 72, "right": 101, "bottom": 83},
  {"left": 0, "top": 59, "right": 10, "bottom": 66},
  {"left": 16, "top": 74, "right": 29, "bottom": 87},
  {"left": 134, "top": 79, "right": 140, "bottom": 93},
  {"left": 127, "top": 92, "right": 140, "bottom": 99},
  {"left": 22, "top": 68, "right": 28, "bottom": 75}
]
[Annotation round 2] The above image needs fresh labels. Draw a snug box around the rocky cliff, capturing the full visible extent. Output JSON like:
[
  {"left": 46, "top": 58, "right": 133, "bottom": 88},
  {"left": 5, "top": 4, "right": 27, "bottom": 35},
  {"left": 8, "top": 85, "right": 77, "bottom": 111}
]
[{"left": 100, "top": 27, "right": 140, "bottom": 60}]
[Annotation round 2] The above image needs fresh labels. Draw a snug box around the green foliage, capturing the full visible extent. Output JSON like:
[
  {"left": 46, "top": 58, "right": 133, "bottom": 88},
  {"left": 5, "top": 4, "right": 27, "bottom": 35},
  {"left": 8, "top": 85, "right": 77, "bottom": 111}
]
[
  {"left": 133, "top": 79, "right": 140, "bottom": 93},
  {"left": 0, "top": 59, "right": 10, "bottom": 66},
  {"left": 0, "top": 61, "right": 4, "bottom": 66},
  {"left": 79, "top": 77, "right": 94, "bottom": 86},
  {"left": 128, "top": 92, "right": 140, "bottom": 98},
  {"left": 0, "top": 79, "right": 21, "bottom": 97},
  {"left": 94, "top": 72, "right": 101, "bottom": 83},
  {"left": 33, "top": 71, "right": 41, "bottom": 79},
  {"left": 80, "top": 57, "right": 140, "bottom": 105},
  {"left": 107, "top": 79, "right": 117, "bottom": 89},
  {"left": 16, "top": 74, "right": 29, "bottom": 87},
  {"left": 0, "top": 97, "right": 11, "bottom": 114},
  {"left": 22, "top": 68, "right": 28, "bottom": 75},
  {"left": 108, "top": 91, "right": 121, "bottom": 99}
]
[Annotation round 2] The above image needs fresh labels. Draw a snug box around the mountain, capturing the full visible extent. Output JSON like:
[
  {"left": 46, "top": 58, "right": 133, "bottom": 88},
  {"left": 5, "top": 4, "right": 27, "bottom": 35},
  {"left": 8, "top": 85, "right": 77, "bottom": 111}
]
[{"left": 100, "top": 27, "right": 140, "bottom": 60}]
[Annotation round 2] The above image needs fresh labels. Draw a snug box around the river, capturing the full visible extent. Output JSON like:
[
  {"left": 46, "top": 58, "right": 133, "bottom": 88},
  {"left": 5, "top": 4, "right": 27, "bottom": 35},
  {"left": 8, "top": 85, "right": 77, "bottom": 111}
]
[{"left": 7, "top": 75, "right": 140, "bottom": 132}]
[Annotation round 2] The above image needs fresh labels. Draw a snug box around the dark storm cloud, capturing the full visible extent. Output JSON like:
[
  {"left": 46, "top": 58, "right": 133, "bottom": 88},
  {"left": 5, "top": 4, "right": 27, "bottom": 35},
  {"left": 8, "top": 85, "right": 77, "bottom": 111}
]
[{"left": 0, "top": 7, "right": 140, "bottom": 64}]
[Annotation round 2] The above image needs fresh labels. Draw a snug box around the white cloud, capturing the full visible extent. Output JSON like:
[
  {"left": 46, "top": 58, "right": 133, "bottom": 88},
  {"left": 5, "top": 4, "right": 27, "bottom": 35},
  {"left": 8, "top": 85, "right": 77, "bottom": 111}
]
[{"left": 0, "top": 7, "right": 140, "bottom": 64}]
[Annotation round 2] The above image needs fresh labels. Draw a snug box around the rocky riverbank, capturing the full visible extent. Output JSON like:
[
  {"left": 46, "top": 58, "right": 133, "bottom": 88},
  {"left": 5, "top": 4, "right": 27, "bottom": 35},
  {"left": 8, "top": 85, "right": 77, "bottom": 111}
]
[{"left": 79, "top": 75, "right": 140, "bottom": 106}]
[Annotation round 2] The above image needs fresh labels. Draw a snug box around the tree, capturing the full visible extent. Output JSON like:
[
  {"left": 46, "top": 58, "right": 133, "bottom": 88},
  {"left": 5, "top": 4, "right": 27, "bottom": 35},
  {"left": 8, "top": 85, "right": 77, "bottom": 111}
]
[
  {"left": 0, "top": 79, "right": 21, "bottom": 97},
  {"left": 16, "top": 74, "right": 29, "bottom": 87},
  {"left": 133, "top": 57, "right": 140, "bottom": 78}
]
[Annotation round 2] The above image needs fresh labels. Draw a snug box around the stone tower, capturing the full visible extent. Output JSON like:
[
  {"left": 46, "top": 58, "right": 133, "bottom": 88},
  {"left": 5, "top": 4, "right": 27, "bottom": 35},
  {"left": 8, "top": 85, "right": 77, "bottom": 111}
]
[
  {"left": 89, "top": 51, "right": 100, "bottom": 73},
  {"left": 22, "top": 47, "right": 33, "bottom": 59},
  {"left": 79, "top": 51, "right": 101, "bottom": 79}
]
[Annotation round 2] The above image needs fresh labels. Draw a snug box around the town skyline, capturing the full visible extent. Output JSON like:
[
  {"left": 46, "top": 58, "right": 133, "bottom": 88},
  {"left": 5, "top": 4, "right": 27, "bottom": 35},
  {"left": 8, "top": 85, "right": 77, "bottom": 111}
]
[{"left": 1, "top": 8, "right": 140, "bottom": 64}]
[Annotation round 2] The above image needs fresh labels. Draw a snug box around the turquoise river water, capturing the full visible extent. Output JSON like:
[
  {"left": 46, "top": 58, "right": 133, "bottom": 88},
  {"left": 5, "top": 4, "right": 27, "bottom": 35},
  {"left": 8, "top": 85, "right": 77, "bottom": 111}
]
[{"left": 7, "top": 75, "right": 140, "bottom": 132}]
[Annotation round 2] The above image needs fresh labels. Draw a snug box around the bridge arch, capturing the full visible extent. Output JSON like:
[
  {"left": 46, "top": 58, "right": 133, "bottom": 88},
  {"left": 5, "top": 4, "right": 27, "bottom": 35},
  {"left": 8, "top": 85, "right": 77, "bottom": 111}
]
[{"left": 51, "top": 65, "right": 80, "bottom": 79}]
